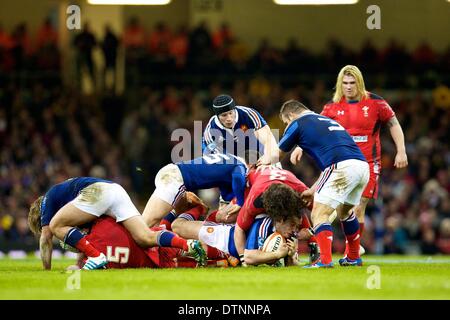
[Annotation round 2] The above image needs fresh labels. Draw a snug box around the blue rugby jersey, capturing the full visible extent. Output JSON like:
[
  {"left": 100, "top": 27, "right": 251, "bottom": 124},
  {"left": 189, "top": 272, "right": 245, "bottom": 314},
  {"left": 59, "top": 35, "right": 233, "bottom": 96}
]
[
  {"left": 175, "top": 153, "right": 247, "bottom": 206},
  {"left": 202, "top": 106, "right": 267, "bottom": 156},
  {"left": 279, "top": 111, "right": 366, "bottom": 171},
  {"left": 40, "top": 177, "right": 113, "bottom": 227},
  {"left": 228, "top": 216, "right": 274, "bottom": 258}
]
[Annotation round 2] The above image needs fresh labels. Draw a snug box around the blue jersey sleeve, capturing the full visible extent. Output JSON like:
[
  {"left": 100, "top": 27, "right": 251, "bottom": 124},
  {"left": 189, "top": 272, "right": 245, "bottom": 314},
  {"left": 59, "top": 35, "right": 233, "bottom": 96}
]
[
  {"left": 231, "top": 165, "right": 247, "bottom": 206},
  {"left": 202, "top": 118, "right": 215, "bottom": 146},
  {"left": 240, "top": 107, "right": 267, "bottom": 130},
  {"left": 40, "top": 191, "right": 56, "bottom": 227},
  {"left": 245, "top": 217, "right": 273, "bottom": 250},
  {"left": 278, "top": 121, "right": 300, "bottom": 153},
  {"left": 218, "top": 184, "right": 234, "bottom": 203}
]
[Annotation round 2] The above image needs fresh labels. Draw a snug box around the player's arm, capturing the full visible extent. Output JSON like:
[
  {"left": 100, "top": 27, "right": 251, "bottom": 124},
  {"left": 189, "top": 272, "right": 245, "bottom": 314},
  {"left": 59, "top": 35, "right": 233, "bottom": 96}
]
[
  {"left": 218, "top": 165, "right": 246, "bottom": 219},
  {"left": 243, "top": 246, "right": 288, "bottom": 266},
  {"left": 258, "top": 121, "right": 299, "bottom": 166},
  {"left": 201, "top": 120, "right": 215, "bottom": 154},
  {"left": 254, "top": 124, "right": 279, "bottom": 161},
  {"left": 387, "top": 116, "right": 408, "bottom": 168},
  {"left": 40, "top": 226, "right": 53, "bottom": 270},
  {"left": 234, "top": 224, "right": 247, "bottom": 264}
]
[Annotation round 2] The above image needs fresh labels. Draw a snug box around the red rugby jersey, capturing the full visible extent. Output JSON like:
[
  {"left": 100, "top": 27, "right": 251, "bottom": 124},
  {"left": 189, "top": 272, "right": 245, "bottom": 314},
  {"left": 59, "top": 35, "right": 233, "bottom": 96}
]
[
  {"left": 236, "top": 167, "right": 308, "bottom": 231},
  {"left": 321, "top": 92, "right": 395, "bottom": 173},
  {"left": 85, "top": 217, "right": 180, "bottom": 269}
]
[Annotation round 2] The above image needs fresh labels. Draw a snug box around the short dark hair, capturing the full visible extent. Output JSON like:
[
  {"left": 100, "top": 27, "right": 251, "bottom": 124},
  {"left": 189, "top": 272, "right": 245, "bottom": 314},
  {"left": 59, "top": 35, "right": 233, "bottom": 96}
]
[
  {"left": 279, "top": 100, "right": 309, "bottom": 120},
  {"left": 262, "top": 183, "right": 304, "bottom": 221}
]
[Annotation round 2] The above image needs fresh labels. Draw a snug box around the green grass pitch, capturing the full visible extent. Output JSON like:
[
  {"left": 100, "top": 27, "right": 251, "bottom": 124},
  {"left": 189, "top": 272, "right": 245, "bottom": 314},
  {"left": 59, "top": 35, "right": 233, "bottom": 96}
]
[{"left": 1, "top": 255, "right": 450, "bottom": 300}]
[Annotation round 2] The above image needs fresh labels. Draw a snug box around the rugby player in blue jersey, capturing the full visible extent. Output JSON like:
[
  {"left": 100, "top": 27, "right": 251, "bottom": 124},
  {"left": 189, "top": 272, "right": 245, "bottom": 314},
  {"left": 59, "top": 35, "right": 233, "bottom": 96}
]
[
  {"left": 202, "top": 94, "right": 289, "bottom": 164},
  {"left": 142, "top": 152, "right": 252, "bottom": 229},
  {"left": 258, "top": 100, "right": 370, "bottom": 268},
  {"left": 28, "top": 177, "right": 207, "bottom": 270},
  {"left": 173, "top": 212, "right": 303, "bottom": 267}
]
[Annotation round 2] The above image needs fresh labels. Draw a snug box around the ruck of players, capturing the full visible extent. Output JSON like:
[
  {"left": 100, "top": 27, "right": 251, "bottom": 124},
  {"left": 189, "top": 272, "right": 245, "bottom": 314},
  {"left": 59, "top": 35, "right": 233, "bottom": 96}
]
[{"left": 28, "top": 65, "right": 407, "bottom": 270}]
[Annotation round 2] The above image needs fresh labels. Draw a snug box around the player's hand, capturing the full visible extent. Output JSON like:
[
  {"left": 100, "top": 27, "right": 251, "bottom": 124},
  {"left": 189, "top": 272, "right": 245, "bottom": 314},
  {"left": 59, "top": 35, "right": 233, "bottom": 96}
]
[
  {"left": 298, "top": 227, "right": 314, "bottom": 241},
  {"left": 300, "top": 188, "right": 314, "bottom": 207},
  {"left": 394, "top": 151, "right": 408, "bottom": 168},
  {"left": 276, "top": 243, "right": 290, "bottom": 259},
  {"left": 256, "top": 154, "right": 271, "bottom": 167},
  {"left": 290, "top": 147, "right": 303, "bottom": 165},
  {"left": 217, "top": 203, "right": 241, "bottom": 223},
  {"left": 286, "top": 238, "right": 298, "bottom": 258}
]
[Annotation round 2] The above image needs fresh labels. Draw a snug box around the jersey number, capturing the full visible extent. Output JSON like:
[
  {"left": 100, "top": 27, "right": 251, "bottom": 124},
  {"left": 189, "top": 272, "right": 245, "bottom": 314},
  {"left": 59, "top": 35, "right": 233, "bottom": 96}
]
[
  {"left": 269, "top": 169, "right": 287, "bottom": 181},
  {"left": 203, "top": 153, "right": 230, "bottom": 164},
  {"left": 318, "top": 117, "right": 345, "bottom": 131},
  {"left": 106, "top": 246, "right": 130, "bottom": 264}
]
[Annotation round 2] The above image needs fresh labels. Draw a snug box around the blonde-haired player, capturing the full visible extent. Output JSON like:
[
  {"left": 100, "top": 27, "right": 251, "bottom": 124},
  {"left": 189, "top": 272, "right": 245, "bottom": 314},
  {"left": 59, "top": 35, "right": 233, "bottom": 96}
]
[{"left": 292, "top": 65, "right": 407, "bottom": 262}]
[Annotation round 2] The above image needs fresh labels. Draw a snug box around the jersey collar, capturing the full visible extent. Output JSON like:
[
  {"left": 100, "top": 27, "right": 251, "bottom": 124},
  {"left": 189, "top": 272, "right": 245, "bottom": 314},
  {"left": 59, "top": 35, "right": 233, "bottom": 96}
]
[{"left": 283, "top": 111, "right": 315, "bottom": 133}]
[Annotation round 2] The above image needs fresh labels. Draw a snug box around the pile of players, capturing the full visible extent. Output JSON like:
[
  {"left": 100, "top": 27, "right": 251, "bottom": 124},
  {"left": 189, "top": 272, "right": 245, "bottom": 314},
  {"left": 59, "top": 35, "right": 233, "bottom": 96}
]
[{"left": 28, "top": 65, "right": 408, "bottom": 270}]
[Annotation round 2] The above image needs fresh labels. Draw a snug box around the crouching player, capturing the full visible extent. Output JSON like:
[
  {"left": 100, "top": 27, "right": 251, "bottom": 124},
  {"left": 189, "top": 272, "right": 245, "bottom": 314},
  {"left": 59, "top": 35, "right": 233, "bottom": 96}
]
[
  {"left": 28, "top": 177, "right": 206, "bottom": 270},
  {"left": 142, "top": 152, "right": 250, "bottom": 228}
]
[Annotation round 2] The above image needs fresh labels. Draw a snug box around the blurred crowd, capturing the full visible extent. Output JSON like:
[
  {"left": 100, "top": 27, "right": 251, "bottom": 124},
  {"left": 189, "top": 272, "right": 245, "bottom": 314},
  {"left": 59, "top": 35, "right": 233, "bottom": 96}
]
[
  {"left": 0, "top": 17, "right": 449, "bottom": 255},
  {"left": 1, "top": 17, "right": 450, "bottom": 89}
]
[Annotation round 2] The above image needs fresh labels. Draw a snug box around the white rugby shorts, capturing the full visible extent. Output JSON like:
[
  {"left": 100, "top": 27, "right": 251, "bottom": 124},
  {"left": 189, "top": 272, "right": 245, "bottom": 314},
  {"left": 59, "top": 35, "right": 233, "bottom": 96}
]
[
  {"left": 71, "top": 182, "right": 140, "bottom": 222},
  {"left": 153, "top": 163, "right": 186, "bottom": 207},
  {"left": 198, "top": 223, "right": 233, "bottom": 254},
  {"left": 314, "top": 159, "right": 370, "bottom": 209}
]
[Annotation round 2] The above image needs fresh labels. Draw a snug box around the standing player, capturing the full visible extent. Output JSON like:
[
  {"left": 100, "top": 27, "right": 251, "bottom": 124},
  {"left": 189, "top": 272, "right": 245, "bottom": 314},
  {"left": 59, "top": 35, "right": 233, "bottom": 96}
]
[
  {"left": 259, "top": 100, "right": 370, "bottom": 267},
  {"left": 321, "top": 65, "right": 408, "bottom": 255},
  {"left": 28, "top": 177, "right": 206, "bottom": 270},
  {"left": 142, "top": 152, "right": 249, "bottom": 228},
  {"left": 203, "top": 94, "right": 290, "bottom": 164}
]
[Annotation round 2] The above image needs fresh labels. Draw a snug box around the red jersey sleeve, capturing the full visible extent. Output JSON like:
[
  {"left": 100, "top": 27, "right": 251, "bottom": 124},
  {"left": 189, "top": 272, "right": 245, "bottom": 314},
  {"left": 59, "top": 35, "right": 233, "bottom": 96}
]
[
  {"left": 321, "top": 102, "right": 335, "bottom": 118},
  {"left": 376, "top": 99, "right": 395, "bottom": 123},
  {"left": 236, "top": 189, "right": 265, "bottom": 231}
]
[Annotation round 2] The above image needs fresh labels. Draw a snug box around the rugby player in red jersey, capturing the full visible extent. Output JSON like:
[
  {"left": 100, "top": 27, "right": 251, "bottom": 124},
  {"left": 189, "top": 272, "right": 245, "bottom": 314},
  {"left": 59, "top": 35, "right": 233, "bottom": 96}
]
[{"left": 70, "top": 216, "right": 229, "bottom": 269}]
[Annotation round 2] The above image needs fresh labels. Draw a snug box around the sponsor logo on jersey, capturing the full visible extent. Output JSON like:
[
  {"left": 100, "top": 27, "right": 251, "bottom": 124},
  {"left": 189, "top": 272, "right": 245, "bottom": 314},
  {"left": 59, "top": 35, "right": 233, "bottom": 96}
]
[
  {"left": 352, "top": 135, "right": 368, "bottom": 143},
  {"left": 207, "top": 227, "right": 214, "bottom": 234},
  {"left": 337, "top": 110, "right": 345, "bottom": 115}
]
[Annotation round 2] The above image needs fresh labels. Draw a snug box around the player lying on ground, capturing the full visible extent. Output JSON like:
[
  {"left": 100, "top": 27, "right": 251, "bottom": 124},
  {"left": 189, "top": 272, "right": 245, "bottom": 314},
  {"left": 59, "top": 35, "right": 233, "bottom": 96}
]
[
  {"left": 66, "top": 216, "right": 231, "bottom": 270},
  {"left": 172, "top": 210, "right": 303, "bottom": 267},
  {"left": 142, "top": 152, "right": 256, "bottom": 228},
  {"left": 28, "top": 177, "right": 207, "bottom": 270}
]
